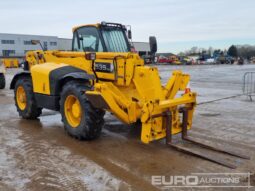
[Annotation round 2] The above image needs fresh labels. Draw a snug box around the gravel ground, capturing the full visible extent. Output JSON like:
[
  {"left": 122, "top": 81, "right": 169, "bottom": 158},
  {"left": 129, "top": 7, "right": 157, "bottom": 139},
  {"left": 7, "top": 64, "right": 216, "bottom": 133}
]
[{"left": 0, "top": 64, "right": 254, "bottom": 191}]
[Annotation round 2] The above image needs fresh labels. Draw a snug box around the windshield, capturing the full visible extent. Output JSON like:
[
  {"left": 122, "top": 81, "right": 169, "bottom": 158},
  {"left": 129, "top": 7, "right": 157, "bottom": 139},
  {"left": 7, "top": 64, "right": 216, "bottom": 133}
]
[{"left": 101, "top": 27, "right": 129, "bottom": 52}]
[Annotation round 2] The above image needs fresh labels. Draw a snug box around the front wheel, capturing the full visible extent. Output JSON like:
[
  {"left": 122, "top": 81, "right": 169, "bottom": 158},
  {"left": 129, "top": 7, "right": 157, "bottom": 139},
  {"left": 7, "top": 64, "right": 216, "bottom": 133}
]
[
  {"left": 60, "top": 81, "right": 105, "bottom": 140},
  {"left": 14, "top": 77, "right": 42, "bottom": 119}
]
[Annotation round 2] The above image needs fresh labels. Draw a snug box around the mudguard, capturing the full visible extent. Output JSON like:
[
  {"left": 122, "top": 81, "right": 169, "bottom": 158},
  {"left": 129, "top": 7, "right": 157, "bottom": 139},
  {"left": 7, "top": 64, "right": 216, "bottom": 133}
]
[
  {"left": 49, "top": 67, "right": 95, "bottom": 95},
  {"left": 10, "top": 71, "right": 31, "bottom": 89}
]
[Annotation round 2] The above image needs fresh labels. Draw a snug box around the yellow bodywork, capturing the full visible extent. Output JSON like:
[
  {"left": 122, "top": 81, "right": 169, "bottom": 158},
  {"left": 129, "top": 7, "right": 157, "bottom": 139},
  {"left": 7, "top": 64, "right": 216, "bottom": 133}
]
[
  {"left": 1, "top": 59, "right": 19, "bottom": 68},
  {"left": 31, "top": 63, "right": 68, "bottom": 95},
  {"left": 26, "top": 49, "right": 196, "bottom": 144}
]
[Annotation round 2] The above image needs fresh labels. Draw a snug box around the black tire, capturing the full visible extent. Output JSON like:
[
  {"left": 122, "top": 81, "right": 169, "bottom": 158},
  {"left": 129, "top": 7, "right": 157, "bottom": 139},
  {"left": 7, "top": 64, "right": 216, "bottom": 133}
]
[
  {"left": 0, "top": 73, "right": 5, "bottom": 89},
  {"left": 149, "top": 36, "right": 157, "bottom": 54},
  {"left": 60, "top": 81, "right": 105, "bottom": 140},
  {"left": 14, "top": 77, "right": 42, "bottom": 119}
]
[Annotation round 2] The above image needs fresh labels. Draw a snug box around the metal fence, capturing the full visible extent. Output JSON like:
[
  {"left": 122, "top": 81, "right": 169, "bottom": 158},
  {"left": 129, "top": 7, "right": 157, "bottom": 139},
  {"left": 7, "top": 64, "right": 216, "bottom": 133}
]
[{"left": 243, "top": 72, "right": 255, "bottom": 101}]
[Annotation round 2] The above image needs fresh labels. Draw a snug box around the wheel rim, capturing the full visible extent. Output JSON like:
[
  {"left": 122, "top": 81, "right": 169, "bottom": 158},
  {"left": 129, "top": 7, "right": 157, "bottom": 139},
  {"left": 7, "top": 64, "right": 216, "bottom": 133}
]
[
  {"left": 64, "top": 95, "right": 82, "bottom": 128},
  {"left": 16, "top": 86, "right": 27, "bottom": 110}
]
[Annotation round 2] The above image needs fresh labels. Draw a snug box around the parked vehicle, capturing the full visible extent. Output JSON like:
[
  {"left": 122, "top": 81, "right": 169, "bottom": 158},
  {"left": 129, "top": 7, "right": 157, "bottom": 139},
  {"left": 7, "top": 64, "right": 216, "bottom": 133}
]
[
  {"left": 238, "top": 57, "right": 244, "bottom": 65},
  {"left": 1, "top": 59, "right": 19, "bottom": 68},
  {"left": 216, "top": 56, "right": 234, "bottom": 64},
  {"left": 251, "top": 57, "right": 255, "bottom": 64},
  {"left": 157, "top": 55, "right": 169, "bottom": 63},
  {"left": 180, "top": 56, "right": 193, "bottom": 65},
  {"left": 205, "top": 58, "right": 215, "bottom": 64},
  {"left": 169, "top": 55, "right": 181, "bottom": 65},
  {"left": 10, "top": 22, "right": 250, "bottom": 168}
]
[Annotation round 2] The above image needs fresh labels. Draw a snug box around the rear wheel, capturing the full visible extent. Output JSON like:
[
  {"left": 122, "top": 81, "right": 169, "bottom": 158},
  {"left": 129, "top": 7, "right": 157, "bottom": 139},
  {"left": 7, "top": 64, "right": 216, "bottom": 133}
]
[
  {"left": 0, "top": 73, "right": 5, "bottom": 89},
  {"left": 60, "top": 81, "right": 105, "bottom": 140},
  {"left": 14, "top": 77, "right": 42, "bottom": 119}
]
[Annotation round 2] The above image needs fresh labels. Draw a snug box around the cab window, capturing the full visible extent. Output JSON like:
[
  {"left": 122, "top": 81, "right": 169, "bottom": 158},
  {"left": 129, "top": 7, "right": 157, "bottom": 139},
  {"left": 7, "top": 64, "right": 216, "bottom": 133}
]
[{"left": 73, "top": 27, "right": 103, "bottom": 52}]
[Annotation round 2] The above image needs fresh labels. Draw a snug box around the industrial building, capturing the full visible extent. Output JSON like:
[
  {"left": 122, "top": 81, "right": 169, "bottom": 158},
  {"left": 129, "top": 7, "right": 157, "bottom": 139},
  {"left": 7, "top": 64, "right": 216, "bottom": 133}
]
[{"left": 0, "top": 33, "right": 72, "bottom": 58}]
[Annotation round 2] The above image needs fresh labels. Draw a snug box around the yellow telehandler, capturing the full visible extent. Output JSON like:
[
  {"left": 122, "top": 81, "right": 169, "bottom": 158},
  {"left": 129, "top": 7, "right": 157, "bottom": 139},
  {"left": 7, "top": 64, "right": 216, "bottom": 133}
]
[{"left": 10, "top": 22, "right": 249, "bottom": 168}]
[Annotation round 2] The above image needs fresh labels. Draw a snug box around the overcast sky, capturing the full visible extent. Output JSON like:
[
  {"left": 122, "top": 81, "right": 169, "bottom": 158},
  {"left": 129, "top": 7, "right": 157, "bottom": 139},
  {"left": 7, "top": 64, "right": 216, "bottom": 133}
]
[{"left": 0, "top": 0, "right": 254, "bottom": 53}]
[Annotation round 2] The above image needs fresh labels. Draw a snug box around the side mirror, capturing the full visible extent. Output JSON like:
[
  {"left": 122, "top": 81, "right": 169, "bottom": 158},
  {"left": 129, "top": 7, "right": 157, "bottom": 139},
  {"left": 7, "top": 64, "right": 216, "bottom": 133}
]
[
  {"left": 31, "top": 40, "right": 40, "bottom": 45},
  {"left": 128, "top": 30, "right": 132, "bottom": 39},
  {"left": 149, "top": 36, "right": 157, "bottom": 54},
  {"left": 31, "top": 40, "right": 44, "bottom": 50}
]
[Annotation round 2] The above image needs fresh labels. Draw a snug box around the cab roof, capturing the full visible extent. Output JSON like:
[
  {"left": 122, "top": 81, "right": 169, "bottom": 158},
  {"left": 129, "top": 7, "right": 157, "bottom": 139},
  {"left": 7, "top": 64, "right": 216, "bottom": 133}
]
[
  {"left": 72, "top": 22, "right": 126, "bottom": 32},
  {"left": 72, "top": 24, "right": 100, "bottom": 32}
]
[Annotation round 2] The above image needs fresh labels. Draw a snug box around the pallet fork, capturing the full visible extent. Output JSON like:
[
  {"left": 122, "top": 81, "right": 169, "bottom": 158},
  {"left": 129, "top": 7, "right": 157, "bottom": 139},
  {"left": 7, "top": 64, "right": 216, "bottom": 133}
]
[{"left": 160, "top": 108, "right": 250, "bottom": 169}]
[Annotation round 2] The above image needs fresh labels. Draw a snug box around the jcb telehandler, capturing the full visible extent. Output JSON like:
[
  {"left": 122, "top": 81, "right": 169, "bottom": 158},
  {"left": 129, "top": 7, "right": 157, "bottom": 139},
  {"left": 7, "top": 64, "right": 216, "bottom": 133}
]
[
  {"left": 10, "top": 22, "right": 249, "bottom": 168},
  {"left": 0, "top": 60, "right": 6, "bottom": 89}
]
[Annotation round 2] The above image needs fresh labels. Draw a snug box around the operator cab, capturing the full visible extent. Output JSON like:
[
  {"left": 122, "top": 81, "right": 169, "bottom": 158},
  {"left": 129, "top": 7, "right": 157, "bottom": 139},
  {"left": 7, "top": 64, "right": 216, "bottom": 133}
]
[{"left": 72, "top": 22, "right": 131, "bottom": 52}]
